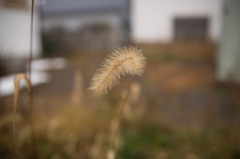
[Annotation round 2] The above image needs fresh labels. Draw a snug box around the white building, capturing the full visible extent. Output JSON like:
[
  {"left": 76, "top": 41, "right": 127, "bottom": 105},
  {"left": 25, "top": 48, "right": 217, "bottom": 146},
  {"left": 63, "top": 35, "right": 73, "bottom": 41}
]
[
  {"left": 131, "top": 0, "right": 224, "bottom": 43},
  {"left": 0, "top": 0, "right": 42, "bottom": 59}
]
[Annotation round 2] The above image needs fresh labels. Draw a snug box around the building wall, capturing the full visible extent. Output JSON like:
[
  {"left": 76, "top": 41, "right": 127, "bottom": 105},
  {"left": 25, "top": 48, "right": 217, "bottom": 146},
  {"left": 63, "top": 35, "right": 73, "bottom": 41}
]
[
  {"left": 216, "top": 0, "right": 240, "bottom": 83},
  {"left": 0, "top": 7, "right": 42, "bottom": 59},
  {"left": 131, "top": 0, "right": 224, "bottom": 43}
]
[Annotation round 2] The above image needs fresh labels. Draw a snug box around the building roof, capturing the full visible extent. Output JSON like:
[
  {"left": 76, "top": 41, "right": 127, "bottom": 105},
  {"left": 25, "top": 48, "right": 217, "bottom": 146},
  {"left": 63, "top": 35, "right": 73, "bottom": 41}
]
[{"left": 41, "top": 0, "right": 126, "bottom": 16}]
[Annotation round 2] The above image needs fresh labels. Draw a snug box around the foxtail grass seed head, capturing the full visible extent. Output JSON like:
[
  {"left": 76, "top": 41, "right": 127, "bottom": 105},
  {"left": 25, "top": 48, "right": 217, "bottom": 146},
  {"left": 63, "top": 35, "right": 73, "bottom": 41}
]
[{"left": 89, "top": 47, "right": 146, "bottom": 95}]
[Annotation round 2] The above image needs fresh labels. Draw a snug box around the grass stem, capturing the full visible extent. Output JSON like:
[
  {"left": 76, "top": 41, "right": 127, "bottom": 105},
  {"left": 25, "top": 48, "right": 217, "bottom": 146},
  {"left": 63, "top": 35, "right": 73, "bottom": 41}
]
[{"left": 28, "top": 0, "right": 34, "bottom": 80}]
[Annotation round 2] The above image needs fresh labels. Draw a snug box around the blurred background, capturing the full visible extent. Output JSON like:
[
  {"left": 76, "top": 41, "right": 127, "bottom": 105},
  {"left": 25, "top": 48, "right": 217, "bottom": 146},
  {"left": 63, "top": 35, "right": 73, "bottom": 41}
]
[{"left": 0, "top": 0, "right": 240, "bottom": 159}]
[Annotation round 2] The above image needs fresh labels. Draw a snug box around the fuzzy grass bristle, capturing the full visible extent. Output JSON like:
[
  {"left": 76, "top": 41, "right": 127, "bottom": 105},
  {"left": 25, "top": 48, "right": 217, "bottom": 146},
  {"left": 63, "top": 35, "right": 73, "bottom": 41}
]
[{"left": 89, "top": 46, "right": 146, "bottom": 95}]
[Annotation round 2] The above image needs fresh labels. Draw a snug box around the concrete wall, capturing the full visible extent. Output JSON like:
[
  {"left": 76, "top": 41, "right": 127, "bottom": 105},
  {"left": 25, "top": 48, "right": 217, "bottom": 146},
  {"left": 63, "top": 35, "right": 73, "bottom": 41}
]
[
  {"left": 131, "top": 0, "right": 224, "bottom": 43},
  {"left": 216, "top": 0, "right": 240, "bottom": 83}
]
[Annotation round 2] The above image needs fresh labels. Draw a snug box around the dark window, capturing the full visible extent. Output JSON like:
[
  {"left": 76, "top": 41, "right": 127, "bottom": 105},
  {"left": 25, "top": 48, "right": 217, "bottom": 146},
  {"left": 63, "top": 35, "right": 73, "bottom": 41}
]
[{"left": 174, "top": 17, "right": 208, "bottom": 41}]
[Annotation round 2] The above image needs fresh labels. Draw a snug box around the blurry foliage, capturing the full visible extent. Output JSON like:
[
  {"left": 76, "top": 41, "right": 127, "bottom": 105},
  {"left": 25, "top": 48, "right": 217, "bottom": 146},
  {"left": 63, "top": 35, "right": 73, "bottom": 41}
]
[
  {"left": 141, "top": 42, "right": 216, "bottom": 65},
  {"left": 42, "top": 27, "right": 67, "bottom": 57},
  {"left": 1, "top": 42, "right": 240, "bottom": 159},
  {"left": 0, "top": 57, "right": 6, "bottom": 77},
  {"left": 119, "top": 119, "right": 240, "bottom": 159},
  {"left": 0, "top": 51, "right": 8, "bottom": 77},
  {"left": 82, "top": 23, "right": 110, "bottom": 33},
  {"left": 145, "top": 50, "right": 175, "bottom": 63},
  {"left": 1, "top": 104, "right": 239, "bottom": 159},
  {"left": 41, "top": 23, "right": 118, "bottom": 57}
]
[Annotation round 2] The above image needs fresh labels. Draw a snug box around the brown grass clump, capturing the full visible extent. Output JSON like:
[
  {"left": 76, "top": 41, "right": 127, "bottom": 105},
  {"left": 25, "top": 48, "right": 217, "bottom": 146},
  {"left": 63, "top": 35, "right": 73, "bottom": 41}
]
[
  {"left": 13, "top": 74, "right": 32, "bottom": 146},
  {"left": 89, "top": 46, "right": 146, "bottom": 95},
  {"left": 13, "top": 73, "right": 37, "bottom": 157}
]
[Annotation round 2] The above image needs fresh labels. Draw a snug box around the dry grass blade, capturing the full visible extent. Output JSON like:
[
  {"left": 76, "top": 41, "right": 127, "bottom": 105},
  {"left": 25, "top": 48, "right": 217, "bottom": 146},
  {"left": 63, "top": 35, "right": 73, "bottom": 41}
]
[
  {"left": 13, "top": 74, "right": 34, "bottom": 153},
  {"left": 71, "top": 71, "right": 83, "bottom": 104},
  {"left": 28, "top": 0, "right": 35, "bottom": 79},
  {"left": 107, "top": 149, "right": 116, "bottom": 159},
  {"left": 89, "top": 46, "right": 146, "bottom": 95}
]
